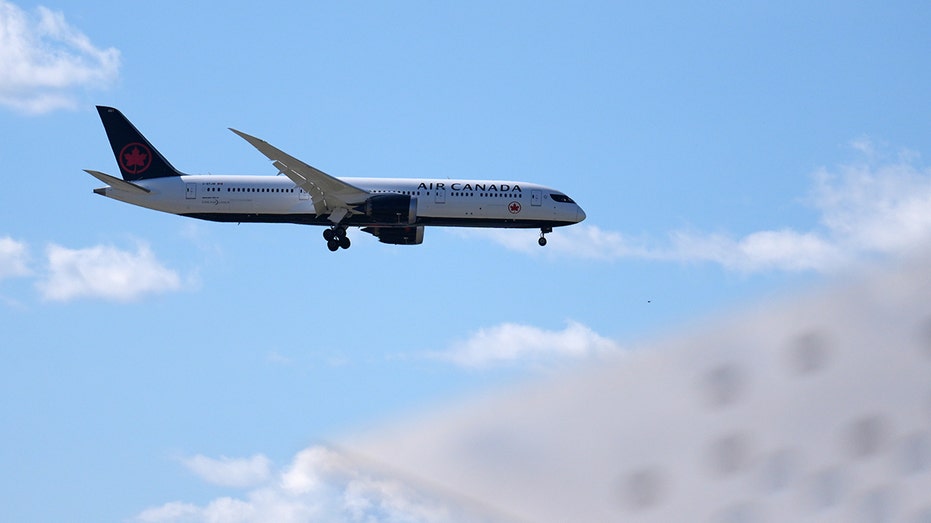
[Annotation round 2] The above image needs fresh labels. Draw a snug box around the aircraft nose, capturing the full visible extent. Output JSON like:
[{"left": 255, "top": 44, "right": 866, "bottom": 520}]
[{"left": 576, "top": 206, "right": 586, "bottom": 222}]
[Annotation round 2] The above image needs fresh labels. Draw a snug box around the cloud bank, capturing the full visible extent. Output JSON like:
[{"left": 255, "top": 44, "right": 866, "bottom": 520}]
[
  {"left": 37, "top": 242, "right": 181, "bottom": 302},
  {"left": 0, "top": 1, "right": 120, "bottom": 113},
  {"left": 0, "top": 236, "right": 182, "bottom": 303},
  {"left": 136, "top": 447, "right": 464, "bottom": 523},
  {"left": 0, "top": 236, "right": 30, "bottom": 280},
  {"left": 473, "top": 141, "right": 931, "bottom": 273}
]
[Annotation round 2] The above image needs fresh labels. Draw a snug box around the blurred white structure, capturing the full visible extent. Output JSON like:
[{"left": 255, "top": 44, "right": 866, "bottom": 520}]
[{"left": 344, "top": 252, "right": 931, "bottom": 522}]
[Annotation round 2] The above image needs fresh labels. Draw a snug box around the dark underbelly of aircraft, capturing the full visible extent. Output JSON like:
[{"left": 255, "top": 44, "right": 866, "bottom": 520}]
[{"left": 181, "top": 212, "right": 574, "bottom": 229}]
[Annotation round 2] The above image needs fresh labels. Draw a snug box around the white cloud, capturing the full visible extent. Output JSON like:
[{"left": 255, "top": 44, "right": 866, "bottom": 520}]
[
  {"left": 0, "top": 1, "right": 120, "bottom": 114},
  {"left": 474, "top": 140, "right": 931, "bottom": 273},
  {"left": 134, "top": 502, "right": 201, "bottom": 523},
  {"left": 134, "top": 446, "right": 464, "bottom": 523},
  {"left": 666, "top": 228, "right": 845, "bottom": 272},
  {"left": 435, "top": 320, "right": 622, "bottom": 368},
  {"left": 181, "top": 454, "right": 272, "bottom": 489},
  {"left": 0, "top": 237, "right": 187, "bottom": 303},
  {"left": 812, "top": 158, "right": 931, "bottom": 254},
  {"left": 37, "top": 242, "right": 181, "bottom": 302},
  {"left": 470, "top": 223, "right": 848, "bottom": 273},
  {"left": 0, "top": 236, "right": 31, "bottom": 280},
  {"left": 280, "top": 446, "right": 341, "bottom": 495},
  {"left": 459, "top": 226, "right": 651, "bottom": 260}
]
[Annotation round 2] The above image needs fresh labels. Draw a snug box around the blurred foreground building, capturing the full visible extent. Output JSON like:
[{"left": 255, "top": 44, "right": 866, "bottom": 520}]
[{"left": 344, "top": 252, "right": 931, "bottom": 522}]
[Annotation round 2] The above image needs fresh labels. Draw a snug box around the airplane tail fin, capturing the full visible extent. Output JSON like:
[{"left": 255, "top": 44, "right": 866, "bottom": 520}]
[{"left": 96, "top": 106, "right": 185, "bottom": 181}]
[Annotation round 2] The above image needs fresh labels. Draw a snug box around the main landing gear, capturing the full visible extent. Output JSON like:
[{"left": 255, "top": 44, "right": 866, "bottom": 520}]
[
  {"left": 538, "top": 226, "right": 553, "bottom": 247},
  {"left": 323, "top": 226, "right": 351, "bottom": 251}
]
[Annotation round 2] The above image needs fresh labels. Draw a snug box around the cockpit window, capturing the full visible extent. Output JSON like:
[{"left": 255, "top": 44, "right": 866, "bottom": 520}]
[{"left": 550, "top": 193, "right": 576, "bottom": 204}]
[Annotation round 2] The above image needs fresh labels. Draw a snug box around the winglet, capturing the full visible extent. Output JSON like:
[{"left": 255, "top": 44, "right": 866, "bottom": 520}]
[
  {"left": 84, "top": 169, "right": 151, "bottom": 194},
  {"left": 228, "top": 128, "right": 270, "bottom": 154}
]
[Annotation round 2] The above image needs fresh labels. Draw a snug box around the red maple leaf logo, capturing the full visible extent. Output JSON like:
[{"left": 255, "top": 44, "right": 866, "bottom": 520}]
[
  {"left": 509, "top": 201, "right": 521, "bottom": 214},
  {"left": 124, "top": 147, "right": 147, "bottom": 169},
  {"left": 119, "top": 143, "right": 151, "bottom": 175}
]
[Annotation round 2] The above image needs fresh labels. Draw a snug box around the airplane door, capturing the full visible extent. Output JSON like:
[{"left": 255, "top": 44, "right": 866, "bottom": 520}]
[
  {"left": 531, "top": 190, "right": 542, "bottom": 206},
  {"left": 185, "top": 183, "right": 197, "bottom": 199},
  {"left": 435, "top": 189, "right": 446, "bottom": 204}
]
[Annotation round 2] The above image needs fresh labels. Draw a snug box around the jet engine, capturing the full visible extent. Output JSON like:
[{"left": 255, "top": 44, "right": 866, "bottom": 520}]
[
  {"left": 362, "top": 226, "right": 425, "bottom": 245},
  {"left": 363, "top": 194, "right": 417, "bottom": 224}
]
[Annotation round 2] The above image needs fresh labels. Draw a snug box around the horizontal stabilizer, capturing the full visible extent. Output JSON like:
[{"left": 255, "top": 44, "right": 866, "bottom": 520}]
[{"left": 84, "top": 169, "right": 151, "bottom": 194}]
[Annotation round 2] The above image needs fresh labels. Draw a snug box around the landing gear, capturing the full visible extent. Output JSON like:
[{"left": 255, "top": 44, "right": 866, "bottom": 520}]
[
  {"left": 538, "top": 226, "right": 552, "bottom": 247},
  {"left": 323, "top": 226, "right": 351, "bottom": 251}
]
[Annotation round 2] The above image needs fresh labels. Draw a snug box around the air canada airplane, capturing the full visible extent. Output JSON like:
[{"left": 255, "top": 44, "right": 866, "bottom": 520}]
[{"left": 86, "top": 106, "right": 586, "bottom": 251}]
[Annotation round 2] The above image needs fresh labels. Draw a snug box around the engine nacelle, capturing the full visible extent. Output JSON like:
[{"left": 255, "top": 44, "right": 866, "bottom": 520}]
[
  {"left": 362, "top": 226, "right": 425, "bottom": 245},
  {"left": 363, "top": 194, "right": 417, "bottom": 225}
]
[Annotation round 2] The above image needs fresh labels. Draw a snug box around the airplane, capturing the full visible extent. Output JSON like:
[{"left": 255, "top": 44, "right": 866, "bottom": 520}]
[{"left": 85, "top": 106, "right": 586, "bottom": 251}]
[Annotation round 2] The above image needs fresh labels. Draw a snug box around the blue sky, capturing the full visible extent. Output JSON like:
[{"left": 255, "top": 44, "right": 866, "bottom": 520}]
[{"left": 1, "top": 1, "right": 931, "bottom": 521}]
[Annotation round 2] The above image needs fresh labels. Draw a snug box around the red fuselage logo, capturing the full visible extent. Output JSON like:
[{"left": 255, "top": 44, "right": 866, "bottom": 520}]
[
  {"left": 119, "top": 143, "right": 152, "bottom": 175},
  {"left": 509, "top": 201, "right": 522, "bottom": 214}
]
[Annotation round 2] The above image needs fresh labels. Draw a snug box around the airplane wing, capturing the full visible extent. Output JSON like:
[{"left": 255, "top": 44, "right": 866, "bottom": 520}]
[
  {"left": 83, "top": 169, "right": 151, "bottom": 194},
  {"left": 229, "top": 128, "right": 370, "bottom": 219}
]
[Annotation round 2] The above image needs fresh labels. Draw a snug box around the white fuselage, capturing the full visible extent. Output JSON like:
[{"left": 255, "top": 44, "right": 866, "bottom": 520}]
[{"left": 95, "top": 175, "right": 586, "bottom": 229}]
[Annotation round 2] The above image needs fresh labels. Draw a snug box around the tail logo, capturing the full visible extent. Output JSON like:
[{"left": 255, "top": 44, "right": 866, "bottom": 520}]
[{"left": 119, "top": 142, "right": 152, "bottom": 175}]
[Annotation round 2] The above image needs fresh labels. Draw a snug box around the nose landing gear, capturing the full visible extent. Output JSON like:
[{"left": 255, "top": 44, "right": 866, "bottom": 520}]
[
  {"left": 538, "top": 226, "right": 552, "bottom": 247},
  {"left": 323, "top": 226, "right": 351, "bottom": 251}
]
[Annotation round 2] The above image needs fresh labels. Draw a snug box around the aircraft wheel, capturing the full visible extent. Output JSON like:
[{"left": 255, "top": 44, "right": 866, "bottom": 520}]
[
  {"left": 327, "top": 239, "right": 340, "bottom": 252},
  {"left": 539, "top": 226, "right": 552, "bottom": 247},
  {"left": 339, "top": 236, "right": 351, "bottom": 249},
  {"left": 323, "top": 228, "right": 336, "bottom": 241}
]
